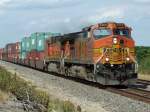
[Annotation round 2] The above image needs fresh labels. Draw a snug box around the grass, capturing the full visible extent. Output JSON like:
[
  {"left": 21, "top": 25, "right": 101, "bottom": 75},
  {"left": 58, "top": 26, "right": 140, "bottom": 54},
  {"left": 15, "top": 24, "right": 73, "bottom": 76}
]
[
  {"left": 0, "top": 66, "right": 81, "bottom": 112},
  {"left": 136, "top": 46, "right": 150, "bottom": 80},
  {"left": 138, "top": 74, "right": 150, "bottom": 81},
  {"left": 138, "top": 56, "right": 150, "bottom": 74},
  {"left": 0, "top": 90, "right": 9, "bottom": 103}
]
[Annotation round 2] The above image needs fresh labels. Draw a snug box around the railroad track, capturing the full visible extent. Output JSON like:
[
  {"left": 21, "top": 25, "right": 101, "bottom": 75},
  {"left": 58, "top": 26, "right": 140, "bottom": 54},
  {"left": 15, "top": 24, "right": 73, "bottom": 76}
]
[
  {"left": 45, "top": 71, "right": 150, "bottom": 104},
  {"left": 137, "top": 79, "right": 150, "bottom": 85},
  {"left": 107, "top": 87, "right": 150, "bottom": 104},
  {"left": 47, "top": 69, "right": 150, "bottom": 104},
  {"left": 1, "top": 61, "right": 150, "bottom": 104},
  {"left": 107, "top": 79, "right": 150, "bottom": 104}
]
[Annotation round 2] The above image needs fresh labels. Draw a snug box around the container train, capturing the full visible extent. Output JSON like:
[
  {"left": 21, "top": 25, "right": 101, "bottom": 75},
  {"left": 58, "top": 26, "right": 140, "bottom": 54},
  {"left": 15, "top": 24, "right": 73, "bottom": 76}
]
[{"left": 0, "top": 22, "right": 138, "bottom": 85}]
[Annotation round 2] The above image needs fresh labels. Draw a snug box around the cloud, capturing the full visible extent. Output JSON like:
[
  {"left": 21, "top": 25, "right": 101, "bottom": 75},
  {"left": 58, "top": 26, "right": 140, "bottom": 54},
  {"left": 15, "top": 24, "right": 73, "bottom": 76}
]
[
  {"left": 0, "top": 0, "right": 83, "bottom": 11},
  {"left": 0, "top": 0, "right": 11, "bottom": 7},
  {"left": 99, "top": 8, "right": 125, "bottom": 19},
  {"left": 0, "top": 0, "right": 150, "bottom": 47},
  {"left": 133, "top": 0, "right": 150, "bottom": 3},
  {"left": 0, "top": 0, "right": 12, "bottom": 15},
  {"left": 64, "top": 18, "right": 71, "bottom": 23},
  {"left": 81, "top": 6, "right": 126, "bottom": 25}
]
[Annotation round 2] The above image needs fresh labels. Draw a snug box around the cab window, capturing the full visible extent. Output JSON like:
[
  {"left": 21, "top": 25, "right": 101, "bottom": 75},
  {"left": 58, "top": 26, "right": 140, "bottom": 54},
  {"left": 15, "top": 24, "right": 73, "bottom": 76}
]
[
  {"left": 114, "top": 29, "right": 130, "bottom": 37},
  {"left": 93, "top": 29, "right": 112, "bottom": 39}
]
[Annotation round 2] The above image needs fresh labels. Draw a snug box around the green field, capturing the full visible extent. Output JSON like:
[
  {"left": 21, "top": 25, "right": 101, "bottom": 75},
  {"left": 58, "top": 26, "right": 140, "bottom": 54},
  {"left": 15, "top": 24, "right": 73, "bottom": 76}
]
[{"left": 136, "top": 46, "right": 150, "bottom": 74}]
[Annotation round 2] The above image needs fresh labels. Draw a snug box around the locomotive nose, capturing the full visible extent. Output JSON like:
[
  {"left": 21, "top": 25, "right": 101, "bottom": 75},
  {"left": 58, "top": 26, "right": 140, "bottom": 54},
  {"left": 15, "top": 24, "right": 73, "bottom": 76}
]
[{"left": 102, "top": 36, "right": 130, "bottom": 64}]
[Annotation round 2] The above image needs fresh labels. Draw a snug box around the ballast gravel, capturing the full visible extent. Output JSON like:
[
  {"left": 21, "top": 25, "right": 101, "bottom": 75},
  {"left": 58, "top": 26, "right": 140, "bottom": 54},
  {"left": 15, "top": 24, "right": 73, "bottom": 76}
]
[{"left": 0, "top": 61, "right": 150, "bottom": 112}]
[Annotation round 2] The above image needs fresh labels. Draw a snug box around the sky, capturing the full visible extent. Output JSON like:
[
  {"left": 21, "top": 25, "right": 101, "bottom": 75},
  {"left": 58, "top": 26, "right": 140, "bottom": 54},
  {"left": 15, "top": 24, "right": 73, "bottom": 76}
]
[{"left": 0, "top": 0, "right": 150, "bottom": 47}]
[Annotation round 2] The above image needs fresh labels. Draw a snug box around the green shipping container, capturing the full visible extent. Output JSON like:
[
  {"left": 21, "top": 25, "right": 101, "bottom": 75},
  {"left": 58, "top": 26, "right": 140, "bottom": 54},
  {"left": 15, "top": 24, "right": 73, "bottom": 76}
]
[
  {"left": 30, "top": 33, "right": 37, "bottom": 51},
  {"left": 21, "top": 37, "right": 27, "bottom": 52},
  {"left": 30, "top": 32, "right": 61, "bottom": 51},
  {"left": 21, "top": 52, "right": 27, "bottom": 59},
  {"left": 21, "top": 37, "right": 30, "bottom": 52},
  {"left": 20, "top": 37, "right": 30, "bottom": 60},
  {"left": 26, "top": 37, "right": 31, "bottom": 52},
  {"left": 36, "top": 34, "right": 45, "bottom": 51},
  {"left": 37, "top": 32, "right": 61, "bottom": 51}
]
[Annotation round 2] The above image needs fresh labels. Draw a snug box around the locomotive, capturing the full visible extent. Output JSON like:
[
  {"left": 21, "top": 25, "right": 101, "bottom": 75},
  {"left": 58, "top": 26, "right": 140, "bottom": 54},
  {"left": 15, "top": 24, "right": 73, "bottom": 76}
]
[
  {"left": 0, "top": 22, "right": 138, "bottom": 85},
  {"left": 45, "top": 22, "right": 138, "bottom": 85}
]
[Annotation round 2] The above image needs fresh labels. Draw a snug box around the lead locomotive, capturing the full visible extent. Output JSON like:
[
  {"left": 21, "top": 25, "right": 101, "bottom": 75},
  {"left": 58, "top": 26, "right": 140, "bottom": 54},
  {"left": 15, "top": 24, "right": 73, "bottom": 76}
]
[{"left": 45, "top": 22, "right": 138, "bottom": 85}]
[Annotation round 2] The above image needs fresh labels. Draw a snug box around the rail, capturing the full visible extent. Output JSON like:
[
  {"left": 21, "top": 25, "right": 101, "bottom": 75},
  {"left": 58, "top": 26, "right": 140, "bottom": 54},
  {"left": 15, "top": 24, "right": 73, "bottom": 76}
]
[{"left": 107, "top": 87, "right": 150, "bottom": 104}]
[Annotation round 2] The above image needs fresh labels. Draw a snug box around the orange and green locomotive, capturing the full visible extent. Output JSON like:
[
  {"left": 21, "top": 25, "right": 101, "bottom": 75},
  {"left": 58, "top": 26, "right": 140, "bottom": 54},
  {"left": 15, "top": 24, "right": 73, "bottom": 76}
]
[{"left": 45, "top": 22, "right": 138, "bottom": 85}]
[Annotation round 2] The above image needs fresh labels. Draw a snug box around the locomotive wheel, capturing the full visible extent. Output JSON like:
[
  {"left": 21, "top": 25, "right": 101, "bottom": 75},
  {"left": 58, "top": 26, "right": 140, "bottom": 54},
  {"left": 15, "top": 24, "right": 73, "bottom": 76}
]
[
  {"left": 87, "top": 73, "right": 96, "bottom": 82},
  {"left": 65, "top": 67, "right": 70, "bottom": 76}
]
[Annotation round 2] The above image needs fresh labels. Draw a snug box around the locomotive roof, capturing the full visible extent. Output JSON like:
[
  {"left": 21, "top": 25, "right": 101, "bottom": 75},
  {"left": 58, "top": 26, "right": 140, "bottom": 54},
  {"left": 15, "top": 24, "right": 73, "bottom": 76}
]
[{"left": 82, "top": 22, "right": 130, "bottom": 30}]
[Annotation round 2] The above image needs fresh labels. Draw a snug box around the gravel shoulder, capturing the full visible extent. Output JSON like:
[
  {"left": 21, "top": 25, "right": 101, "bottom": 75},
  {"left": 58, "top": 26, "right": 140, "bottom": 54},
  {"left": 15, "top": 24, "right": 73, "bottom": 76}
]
[
  {"left": 0, "top": 61, "right": 150, "bottom": 112},
  {"left": 0, "top": 90, "right": 26, "bottom": 112}
]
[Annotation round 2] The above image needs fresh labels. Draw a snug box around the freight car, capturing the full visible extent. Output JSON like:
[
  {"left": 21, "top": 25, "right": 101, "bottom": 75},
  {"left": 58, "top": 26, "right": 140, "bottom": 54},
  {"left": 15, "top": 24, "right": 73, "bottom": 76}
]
[
  {"left": 2, "top": 42, "right": 20, "bottom": 63},
  {"left": 19, "top": 32, "right": 61, "bottom": 68},
  {"left": 0, "top": 22, "right": 138, "bottom": 85}
]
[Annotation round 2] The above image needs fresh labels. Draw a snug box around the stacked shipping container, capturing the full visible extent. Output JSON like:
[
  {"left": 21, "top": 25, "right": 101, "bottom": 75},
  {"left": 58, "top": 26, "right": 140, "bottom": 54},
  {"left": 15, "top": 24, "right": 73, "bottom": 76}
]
[
  {"left": 30, "top": 32, "right": 60, "bottom": 69},
  {"left": 20, "top": 37, "right": 28, "bottom": 65},
  {"left": 19, "top": 32, "right": 60, "bottom": 68},
  {"left": 2, "top": 42, "right": 20, "bottom": 63},
  {"left": 21, "top": 37, "right": 28, "bottom": 59},
  {"left": 0, "top": 32, "right": 61, "bottom": 69},
  {"left": 7, "top": 43, "right": 15, "bottom": 62},
  {"left": 14, "top": 42, "right": 20, "bottom": 63}
]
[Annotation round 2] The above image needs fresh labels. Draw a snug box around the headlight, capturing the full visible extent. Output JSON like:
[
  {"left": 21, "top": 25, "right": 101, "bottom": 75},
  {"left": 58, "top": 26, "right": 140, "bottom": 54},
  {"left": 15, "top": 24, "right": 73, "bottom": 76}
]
[
  {"left": 126, "top": 57, "right": 130, "bottom": 61},
  {"left": 113, "top": 38, "right": 117, "bottom": 44},
  {"left": 111, "top": 64, "right": 114, "bottom": 67},
  {"left": 105, "top": 57, "right": 109, "bottom": 62}
]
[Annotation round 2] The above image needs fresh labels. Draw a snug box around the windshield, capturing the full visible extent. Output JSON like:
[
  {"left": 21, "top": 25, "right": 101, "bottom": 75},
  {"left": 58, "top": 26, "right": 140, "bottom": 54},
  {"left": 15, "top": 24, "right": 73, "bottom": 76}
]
[
  {"left": 114, "top": 29, "right": 130, "bottom": 37},
  {"left": 93, "top": 29, "right": 112, "bottom": 39}
]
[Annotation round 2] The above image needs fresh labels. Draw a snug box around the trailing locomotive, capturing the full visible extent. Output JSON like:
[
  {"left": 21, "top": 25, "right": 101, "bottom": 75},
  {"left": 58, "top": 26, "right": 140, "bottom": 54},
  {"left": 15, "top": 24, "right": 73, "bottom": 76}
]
[{"left": 0, "top": 22, "right": 138, "bottom": 85}]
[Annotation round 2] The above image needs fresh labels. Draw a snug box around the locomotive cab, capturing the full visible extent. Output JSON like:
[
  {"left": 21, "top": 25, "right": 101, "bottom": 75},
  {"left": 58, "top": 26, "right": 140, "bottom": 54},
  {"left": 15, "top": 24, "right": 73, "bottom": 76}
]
[{"left": 90, "top": 22, "right": 137, "bottom": 85}]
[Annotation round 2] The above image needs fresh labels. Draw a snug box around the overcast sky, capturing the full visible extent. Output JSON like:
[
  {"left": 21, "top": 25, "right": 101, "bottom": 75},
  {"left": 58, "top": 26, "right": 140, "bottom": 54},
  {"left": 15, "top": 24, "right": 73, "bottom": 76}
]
[{"left": 0, "top": 0, "right": 150, "bottom": 47}]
